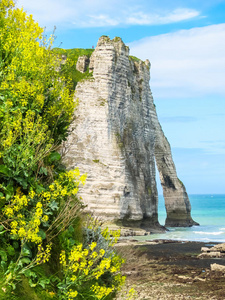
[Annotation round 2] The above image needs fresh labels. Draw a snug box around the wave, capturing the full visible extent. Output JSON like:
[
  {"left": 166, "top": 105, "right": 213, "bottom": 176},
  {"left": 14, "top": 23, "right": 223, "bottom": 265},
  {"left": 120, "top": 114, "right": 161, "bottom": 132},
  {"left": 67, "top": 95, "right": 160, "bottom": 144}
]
[{"left": 194, "top": 231, "right": 224, "bottom": 235}]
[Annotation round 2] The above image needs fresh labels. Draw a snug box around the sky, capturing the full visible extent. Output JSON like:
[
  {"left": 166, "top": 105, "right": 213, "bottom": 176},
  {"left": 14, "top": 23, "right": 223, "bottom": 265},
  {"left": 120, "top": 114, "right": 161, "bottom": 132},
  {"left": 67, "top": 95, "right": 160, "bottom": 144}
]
[{"left": 16, "top": 0, "right": 225, "bottom": 195}]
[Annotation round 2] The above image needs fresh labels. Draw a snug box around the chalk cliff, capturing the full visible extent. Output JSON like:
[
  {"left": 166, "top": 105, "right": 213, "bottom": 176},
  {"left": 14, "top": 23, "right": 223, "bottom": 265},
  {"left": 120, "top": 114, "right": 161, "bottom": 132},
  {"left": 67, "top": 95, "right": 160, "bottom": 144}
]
[{"left": 62, "top": 36, "right": 198, "bottom": 230}]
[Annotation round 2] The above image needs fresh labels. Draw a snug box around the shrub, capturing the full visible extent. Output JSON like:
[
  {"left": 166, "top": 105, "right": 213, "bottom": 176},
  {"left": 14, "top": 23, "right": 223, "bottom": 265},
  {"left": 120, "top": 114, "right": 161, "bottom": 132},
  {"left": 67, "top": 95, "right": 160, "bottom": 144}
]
[{"left": 0, "top": 2, "right": 127, "bottom": 299}]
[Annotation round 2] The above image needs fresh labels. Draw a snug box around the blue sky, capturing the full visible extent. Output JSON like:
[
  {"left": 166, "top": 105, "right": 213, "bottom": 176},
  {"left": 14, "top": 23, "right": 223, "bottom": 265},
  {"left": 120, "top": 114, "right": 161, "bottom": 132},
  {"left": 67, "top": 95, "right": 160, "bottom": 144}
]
[{"left": 17, "top": 0, "right": 225, "bottom": 194}]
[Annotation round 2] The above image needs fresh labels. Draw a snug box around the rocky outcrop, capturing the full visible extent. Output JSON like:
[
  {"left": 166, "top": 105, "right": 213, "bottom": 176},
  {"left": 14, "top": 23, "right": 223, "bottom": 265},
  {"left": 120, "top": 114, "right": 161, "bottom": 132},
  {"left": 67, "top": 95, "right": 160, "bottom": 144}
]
[
  {"left": 198, "top": 243, "right": 225, "bottom": 258},
  {"left": 76, "top": 55, "right": 89, "bottom": 73},
  {"left": 211, "top": 263, "right": 225, "bottom": 273},
  {"left": 62, "top": 36, "right": 197, "bottom": 230}
]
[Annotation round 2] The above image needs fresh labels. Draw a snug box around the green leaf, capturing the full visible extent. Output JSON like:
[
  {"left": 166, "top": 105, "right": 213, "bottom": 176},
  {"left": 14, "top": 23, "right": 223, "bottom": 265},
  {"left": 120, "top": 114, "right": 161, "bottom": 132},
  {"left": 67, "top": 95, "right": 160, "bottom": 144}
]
[
  {"left": 5, "top": 184, "right": 14, "bottom": 201},
  {"left": 15, "top": 177, "right": 28, "bottom": 189},
  {"left": 28, "top": 278, "right": 37, "bottom": 287},
  {"left": 0, "top": 165, "right": 10, "bottom": 176},
  {"left": 49, "top": 200, "right": 59, "bottom": 211},
  {"left": 0, "top": 197, "right": 6, "bottom": 209},
  {"left": 13, "top": 241, "right": 19, "bottom": 249},
  {"left": 20, "top": 257, "right": 31, "bottom": 265},
  {"left": 39, "top": 278, "right": 50, "bottom": 288},
  {"left": 39, "top": 167, "right": 48, "bottom": 176},
  {"left": 11, "top": 282, "right": 16, "bottom": 290},
  {"left": 0, "top": 250, "right": 7, "bottom": 261},
  {"left": 68, "top": 225, "right": 75, "bottom": 234},
  {"left": 48, "top": 151, "right": 61, "bottom": 163},
  {"left": 69, "top": 238, "right": 75, "bottom": 247},
  {"left": 23, "top": 269, "right": 36, "bottom": 277},
  {"left": 21, "top": 243, "right": 32, "bottom": 257},
  {"left": 35, "top": 184, "right": 45, "bottom": 194},
  {"left": 37, "top": 230, "right": 46, "bottom": 240},
  {"left": 24, "top": 170, "right": 29, "bottom": 177},
  {"left": 7, "top": 245, "right": 15, "bottom": 256},
  {"left": 1, "top": 260, "right": 7, "bottom": 271}
]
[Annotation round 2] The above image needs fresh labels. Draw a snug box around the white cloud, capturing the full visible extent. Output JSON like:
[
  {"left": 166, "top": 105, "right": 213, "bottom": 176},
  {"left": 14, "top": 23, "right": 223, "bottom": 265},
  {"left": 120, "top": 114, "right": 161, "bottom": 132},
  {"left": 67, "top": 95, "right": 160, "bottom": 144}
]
[
  {"left": 129, "top": 24, "right": 225, "bottom": 98},
  {"left": 160, "top": 8, "right": 200, "bottom": 23},
  {"left": 73, "top": 14, "right": 119, "bottom": 27},
  {"left": 126, "top": 8, "right": 200, "bottom": 25},
  {"left": 16, "top": 0, "right": 200, "bottom": 28}
]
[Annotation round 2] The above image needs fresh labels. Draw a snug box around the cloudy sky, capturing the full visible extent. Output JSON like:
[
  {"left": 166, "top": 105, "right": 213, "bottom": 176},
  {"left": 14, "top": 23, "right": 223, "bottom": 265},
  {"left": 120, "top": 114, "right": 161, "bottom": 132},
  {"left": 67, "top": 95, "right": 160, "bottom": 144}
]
[{"left": 17, "top": 0, "right": 225, "bottom": 194}]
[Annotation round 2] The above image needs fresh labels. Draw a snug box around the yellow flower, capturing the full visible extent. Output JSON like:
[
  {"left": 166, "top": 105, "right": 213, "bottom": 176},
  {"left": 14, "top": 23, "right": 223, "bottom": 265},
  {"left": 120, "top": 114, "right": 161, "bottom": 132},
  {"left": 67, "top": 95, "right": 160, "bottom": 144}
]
[
  {"left": 18, "top": 227, "right": 26, "bottom": 238},
  {"left": 70, "top": 275, "right": 77, "bottom": 282},
  {"left": 4, "top": 207, "right": 14, "bottom": 218},
  {"left": 11, "top": 229, "right": 17, "bottom": 235},
  {"left": 90, "top": 242, "right": 97, "bottom": 251},
  {"left": 49, "top": 184, "right": 54, "bottom": 191},
  {"left": 36, "top": 202, "right": 42, "bottom": 208},
  {"left": 11, "top": 220, "right": 18, "bottom": 228},
  {"left": 43, "top": 192, "right": 51, "bottom": 200},
  {"left": 29, "top": 190, "right": 35, "bottom": 199},
  {"left": 61, "top": 189, "right": 67, "bottom": 196},
  {"left": 72, "top": 188, "right": 78, "bottom": 195},
  {"left": 83, "top": 249, "right": 89, "bottom": 256},
  {"left": 68, "top": 290, "right": 78, "bottom": 298},
  {"left": 110, "top": 266, "right": 117, "bottom": 273},
  {"left": 83, "top": 269, "right": 89, "bottom": 275},
  {"left": 42, "top": 215, "right": 49, "bottom": 222},
  {"left": 99, "top": 249, "right": 105, "bottom": 256},
  {"left": 91, "top": 251, "right": 98, "bottom": 258}
]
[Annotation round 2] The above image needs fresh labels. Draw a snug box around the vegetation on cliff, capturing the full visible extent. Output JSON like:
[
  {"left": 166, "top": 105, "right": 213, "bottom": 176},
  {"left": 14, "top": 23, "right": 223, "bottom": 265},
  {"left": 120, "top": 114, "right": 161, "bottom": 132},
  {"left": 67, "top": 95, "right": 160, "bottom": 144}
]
[
  {"left": 0, "top": 1, "right": 128, "bottom": 299},
  {"left": 53, "top": 48, "right": 94, "bottom": 89}
]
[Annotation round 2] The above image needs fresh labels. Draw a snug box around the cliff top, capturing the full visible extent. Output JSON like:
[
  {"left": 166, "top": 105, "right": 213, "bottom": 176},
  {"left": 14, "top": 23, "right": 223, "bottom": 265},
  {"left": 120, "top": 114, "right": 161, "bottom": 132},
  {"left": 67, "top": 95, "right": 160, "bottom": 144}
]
[{"left": 52, "top": 36, "right": 149, "bottom": 88}]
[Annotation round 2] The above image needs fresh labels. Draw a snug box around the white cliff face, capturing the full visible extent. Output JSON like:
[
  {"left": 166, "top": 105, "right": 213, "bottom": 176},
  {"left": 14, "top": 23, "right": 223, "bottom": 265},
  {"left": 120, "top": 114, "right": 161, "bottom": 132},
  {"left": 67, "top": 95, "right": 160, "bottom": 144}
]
[{"left": 62, "top": 36, "right": 197, "bottom": 230}]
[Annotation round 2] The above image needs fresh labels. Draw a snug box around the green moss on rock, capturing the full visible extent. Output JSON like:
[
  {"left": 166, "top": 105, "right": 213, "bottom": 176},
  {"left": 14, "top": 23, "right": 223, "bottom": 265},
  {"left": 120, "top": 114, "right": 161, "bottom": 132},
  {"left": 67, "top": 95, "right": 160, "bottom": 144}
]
[{"left": 129, "top": 55, "right": 141, "bottom": 63}]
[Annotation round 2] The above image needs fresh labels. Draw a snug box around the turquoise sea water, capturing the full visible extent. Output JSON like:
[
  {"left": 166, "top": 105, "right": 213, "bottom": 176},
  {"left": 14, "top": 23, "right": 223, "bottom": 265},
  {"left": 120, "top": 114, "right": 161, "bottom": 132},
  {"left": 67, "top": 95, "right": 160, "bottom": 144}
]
[{"left": 139, "top": 194, "right": 225, "bottom": 243}]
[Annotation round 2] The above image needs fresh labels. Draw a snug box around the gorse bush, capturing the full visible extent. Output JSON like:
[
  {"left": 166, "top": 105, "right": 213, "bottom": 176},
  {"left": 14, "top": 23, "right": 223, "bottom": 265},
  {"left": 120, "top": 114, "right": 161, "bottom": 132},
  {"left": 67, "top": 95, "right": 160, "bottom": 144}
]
[{"left": 0, "top": 1, "right": 127, "bottom": 299}]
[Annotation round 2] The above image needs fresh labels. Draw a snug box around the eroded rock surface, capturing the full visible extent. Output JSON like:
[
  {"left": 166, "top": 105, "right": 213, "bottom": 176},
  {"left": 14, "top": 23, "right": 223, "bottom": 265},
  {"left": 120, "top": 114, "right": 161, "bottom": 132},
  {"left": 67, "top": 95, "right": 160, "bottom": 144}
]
[
  {"left": 199, "top": 243, "right": 225, "bottom": 258},
  {"left": 76, "top": 55, "right": 90, "bottom": 73},
  {"left": 62, "top": 36, "right": 197, "bottom": 229}
]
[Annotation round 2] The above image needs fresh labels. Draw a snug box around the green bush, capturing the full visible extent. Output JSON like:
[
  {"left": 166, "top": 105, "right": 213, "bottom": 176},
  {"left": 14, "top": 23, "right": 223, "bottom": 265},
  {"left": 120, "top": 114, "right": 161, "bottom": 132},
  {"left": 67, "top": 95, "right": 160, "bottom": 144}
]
[{"left": 0, "top": 1, "right": 127, "bottom": 299}]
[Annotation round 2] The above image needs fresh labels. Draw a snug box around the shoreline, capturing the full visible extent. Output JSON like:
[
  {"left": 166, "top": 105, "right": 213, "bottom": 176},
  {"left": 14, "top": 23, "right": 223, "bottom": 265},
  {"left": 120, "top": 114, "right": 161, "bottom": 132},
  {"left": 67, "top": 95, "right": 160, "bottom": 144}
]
[
  {"left": 112, "top": 223, "right": 225, "bottom": 244},
  {"left": 116, "top": 237, "right": 223, "bottom": 247},
  {"left": 116, "top": 239, "right": 225, "bottom": 299}
]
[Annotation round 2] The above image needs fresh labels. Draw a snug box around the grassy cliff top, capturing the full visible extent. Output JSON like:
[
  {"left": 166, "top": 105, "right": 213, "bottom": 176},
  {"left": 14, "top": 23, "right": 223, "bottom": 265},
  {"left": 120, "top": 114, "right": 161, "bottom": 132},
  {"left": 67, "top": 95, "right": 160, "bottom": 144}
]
[
  {"left": 52, "top": 48, "right": 95, "bottom": 89},
  {"left": 53, "top": 48, "right": 94, "bottom": 63},
  {"left": 52, "top": 47, "right": 145, "bottom": 89}
]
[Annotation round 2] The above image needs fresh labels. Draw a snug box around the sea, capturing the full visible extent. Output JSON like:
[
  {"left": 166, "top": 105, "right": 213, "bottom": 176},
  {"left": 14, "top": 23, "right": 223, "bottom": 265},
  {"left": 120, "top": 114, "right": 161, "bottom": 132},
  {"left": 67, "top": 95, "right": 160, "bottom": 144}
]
[{"left": 137, "top": 194, "right": 225, "bottom": 243}]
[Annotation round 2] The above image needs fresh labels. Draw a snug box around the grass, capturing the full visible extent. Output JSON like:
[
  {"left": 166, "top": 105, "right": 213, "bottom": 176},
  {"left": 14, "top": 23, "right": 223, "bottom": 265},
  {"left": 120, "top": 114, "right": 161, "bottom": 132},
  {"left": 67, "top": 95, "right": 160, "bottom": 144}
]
[
  {"left": 52, "top": 48, "right": 94, "bottom": 89},
  {"left": 129, "top": 55, "right": 141, "bottom": 63}
]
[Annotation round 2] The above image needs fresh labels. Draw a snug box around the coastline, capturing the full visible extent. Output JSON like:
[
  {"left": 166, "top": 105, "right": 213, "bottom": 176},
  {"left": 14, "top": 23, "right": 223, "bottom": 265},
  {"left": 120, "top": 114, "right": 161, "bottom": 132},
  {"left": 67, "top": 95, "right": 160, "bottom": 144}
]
[{"left": 115, "top": 239, "right": 225, "bottom": 299}]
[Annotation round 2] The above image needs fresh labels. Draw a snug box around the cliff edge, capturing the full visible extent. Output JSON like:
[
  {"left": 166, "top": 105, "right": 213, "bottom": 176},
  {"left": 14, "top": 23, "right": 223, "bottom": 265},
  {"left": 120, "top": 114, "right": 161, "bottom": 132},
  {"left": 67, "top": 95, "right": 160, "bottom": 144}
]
[{"left": 62, "top": 36, "right": 198, "bottom": 230}]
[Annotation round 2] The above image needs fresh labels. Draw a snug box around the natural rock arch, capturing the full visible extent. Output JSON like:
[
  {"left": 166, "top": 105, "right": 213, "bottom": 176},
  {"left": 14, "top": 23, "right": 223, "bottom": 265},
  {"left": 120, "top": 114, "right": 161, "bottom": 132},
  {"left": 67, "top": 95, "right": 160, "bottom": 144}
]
[{"left": 62, "top": 36, "right": 198, "bottom": 231}]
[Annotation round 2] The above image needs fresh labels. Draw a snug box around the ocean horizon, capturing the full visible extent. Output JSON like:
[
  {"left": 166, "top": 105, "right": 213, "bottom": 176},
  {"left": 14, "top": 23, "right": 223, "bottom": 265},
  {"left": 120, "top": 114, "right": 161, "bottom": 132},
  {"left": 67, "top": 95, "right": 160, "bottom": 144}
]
[{"left": 137, "top": 194, "right": 225, "bottom": 243}]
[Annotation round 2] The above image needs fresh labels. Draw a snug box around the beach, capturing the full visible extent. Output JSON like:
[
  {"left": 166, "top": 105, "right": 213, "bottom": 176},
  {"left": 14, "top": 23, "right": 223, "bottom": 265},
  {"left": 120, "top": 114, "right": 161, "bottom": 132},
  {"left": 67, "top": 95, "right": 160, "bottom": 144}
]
[{"left": 116, "top": 240, "right": 225, "bottom": 299}]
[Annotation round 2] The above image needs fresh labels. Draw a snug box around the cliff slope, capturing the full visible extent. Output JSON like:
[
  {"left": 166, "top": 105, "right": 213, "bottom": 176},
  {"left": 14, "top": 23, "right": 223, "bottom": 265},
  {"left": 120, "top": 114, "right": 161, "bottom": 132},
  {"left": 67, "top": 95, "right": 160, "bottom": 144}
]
[{"left": 62, "top": 36, "right": 198, "bottom": 230}]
